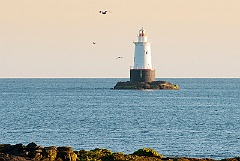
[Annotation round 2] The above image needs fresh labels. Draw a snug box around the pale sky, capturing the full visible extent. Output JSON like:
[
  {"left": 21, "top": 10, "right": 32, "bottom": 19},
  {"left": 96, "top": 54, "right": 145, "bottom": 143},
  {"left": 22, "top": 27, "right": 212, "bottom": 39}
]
[{"left": 1, "top": 0, "right": 240, "bottom": 78}]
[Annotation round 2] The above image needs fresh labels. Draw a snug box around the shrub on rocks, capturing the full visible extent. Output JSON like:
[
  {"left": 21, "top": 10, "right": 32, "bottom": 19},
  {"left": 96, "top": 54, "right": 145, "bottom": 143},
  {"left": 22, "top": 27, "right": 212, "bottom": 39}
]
[
  {"left": 133, "top": 148, "right": 163, "bottom": 158},
  {"left": 76, "top": 148, "right": 113, "bottom": 161}
]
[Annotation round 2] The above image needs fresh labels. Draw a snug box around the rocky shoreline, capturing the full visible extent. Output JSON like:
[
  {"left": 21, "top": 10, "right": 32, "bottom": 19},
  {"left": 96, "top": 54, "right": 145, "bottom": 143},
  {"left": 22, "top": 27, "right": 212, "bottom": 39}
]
[
  {"left": 114, "top": 81, "right": 180, "bottom": 90},
  {"left": 0, "top": 143, "right": 239, "bottom": 161}
]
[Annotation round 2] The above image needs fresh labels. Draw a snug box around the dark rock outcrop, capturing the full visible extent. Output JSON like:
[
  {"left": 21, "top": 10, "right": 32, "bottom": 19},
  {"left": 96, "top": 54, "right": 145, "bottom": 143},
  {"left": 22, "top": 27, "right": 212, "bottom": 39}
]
[
  {"left": 0, "top": 143, "right": 77, "bottom": 161},
  {"left": 57, "top": 147, "right": 77, "bottom": 161}
]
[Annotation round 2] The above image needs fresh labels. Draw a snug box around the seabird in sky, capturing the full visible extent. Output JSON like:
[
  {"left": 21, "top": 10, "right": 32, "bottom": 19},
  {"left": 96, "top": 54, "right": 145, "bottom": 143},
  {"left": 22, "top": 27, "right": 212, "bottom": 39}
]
[
  {"left": 116, "top": 56, "right": 123, "bottom": 60},
  {"left": 99, "top": 11, "right": 111, "bottom": 14}
]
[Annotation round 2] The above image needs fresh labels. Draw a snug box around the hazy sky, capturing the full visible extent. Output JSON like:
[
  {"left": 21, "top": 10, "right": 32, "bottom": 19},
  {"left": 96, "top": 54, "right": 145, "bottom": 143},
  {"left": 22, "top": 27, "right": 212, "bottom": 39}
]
[{"left": 1, "top": 0, "right": 239, "bottom": 78}]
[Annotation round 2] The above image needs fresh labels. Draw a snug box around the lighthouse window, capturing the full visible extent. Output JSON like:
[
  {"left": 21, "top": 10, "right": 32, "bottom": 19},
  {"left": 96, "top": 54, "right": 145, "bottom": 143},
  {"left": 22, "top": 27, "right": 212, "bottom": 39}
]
[{"left": 146, "top": 51, "right": 148, "bottom": 54}]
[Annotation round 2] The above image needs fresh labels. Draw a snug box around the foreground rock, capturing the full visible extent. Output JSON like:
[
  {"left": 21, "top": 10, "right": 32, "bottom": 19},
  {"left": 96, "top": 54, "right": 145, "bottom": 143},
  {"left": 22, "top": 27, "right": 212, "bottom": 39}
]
[
  {"left": 0, "top": 143, "right": 76, "bottom": 161},
  {"left": 0, "top": 143, "right": 239, "bottom": 161},
  {"left": 114, "top": 81, "right": 180, "bottom": 90}
]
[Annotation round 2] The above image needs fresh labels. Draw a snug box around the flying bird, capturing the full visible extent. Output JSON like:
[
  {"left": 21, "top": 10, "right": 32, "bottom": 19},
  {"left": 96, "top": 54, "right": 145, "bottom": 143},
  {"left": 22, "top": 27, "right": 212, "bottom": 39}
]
[
  {"left": 93, "top": 42, "right": 96, "bottom": 44},
  {"left": 99, "top": 11, "right": 111, "bottom": 14},
  {"left": 116, "top": 56, "right": 123, "bottom": 60}
]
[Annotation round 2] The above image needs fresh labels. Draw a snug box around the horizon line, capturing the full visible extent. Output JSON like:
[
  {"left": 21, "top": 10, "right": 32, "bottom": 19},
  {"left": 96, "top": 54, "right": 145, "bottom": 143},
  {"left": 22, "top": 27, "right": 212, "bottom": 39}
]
[{"left": 0, "top": 77, "right": 239, "bottom": 79}]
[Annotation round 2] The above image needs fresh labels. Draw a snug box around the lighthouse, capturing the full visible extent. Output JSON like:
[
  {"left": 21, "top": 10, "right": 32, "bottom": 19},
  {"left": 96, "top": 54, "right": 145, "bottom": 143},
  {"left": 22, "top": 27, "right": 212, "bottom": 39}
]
[
  {"left": 113, "top": 28, "right": 179, "bottom": 90},
  {"left": 130, "top": 27, "right": 155, "bottom": 82}
]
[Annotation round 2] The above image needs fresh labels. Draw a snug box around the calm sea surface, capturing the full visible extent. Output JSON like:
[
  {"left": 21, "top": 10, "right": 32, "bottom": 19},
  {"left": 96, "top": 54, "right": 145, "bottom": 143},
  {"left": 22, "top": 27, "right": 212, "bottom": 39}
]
[{"left": 0, "top": 78, "right": 239, "bottom": 159}]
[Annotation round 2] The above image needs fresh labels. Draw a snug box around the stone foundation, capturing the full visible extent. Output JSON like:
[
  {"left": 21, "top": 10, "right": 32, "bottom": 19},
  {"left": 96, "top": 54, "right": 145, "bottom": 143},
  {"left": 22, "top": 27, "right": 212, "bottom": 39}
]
[{"left": 130, "top": 69, "right": 155, "bottom": 82}]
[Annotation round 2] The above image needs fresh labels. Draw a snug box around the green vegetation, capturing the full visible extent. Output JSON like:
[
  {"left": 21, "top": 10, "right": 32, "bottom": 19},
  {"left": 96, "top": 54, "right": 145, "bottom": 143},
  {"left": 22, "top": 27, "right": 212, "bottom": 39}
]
[
  {"left": 133, "top": 148, "right": 163, "bottom": 158},
  {"left": 76, "top": 148, "right": 113, "bottom": 161}
]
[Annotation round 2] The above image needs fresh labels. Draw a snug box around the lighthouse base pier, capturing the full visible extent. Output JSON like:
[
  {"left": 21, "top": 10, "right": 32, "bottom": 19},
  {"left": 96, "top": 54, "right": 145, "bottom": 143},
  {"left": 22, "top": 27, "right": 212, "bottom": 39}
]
[
  {"left": 130, "top": 69, "right": 155, "bottom": 82},
  {"left": 113, "top": 81, "right": 179, "bottom": 90}
]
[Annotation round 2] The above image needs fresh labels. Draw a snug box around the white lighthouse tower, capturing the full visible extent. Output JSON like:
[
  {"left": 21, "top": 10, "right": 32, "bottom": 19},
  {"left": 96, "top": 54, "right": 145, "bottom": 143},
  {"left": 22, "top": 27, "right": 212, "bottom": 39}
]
[{"left": 130, "top": 28, "right": 155, "bottom": 82}]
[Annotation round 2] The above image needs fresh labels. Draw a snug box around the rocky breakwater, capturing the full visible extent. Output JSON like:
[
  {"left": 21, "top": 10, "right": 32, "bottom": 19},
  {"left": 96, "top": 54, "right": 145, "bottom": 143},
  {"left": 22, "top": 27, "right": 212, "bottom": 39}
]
[
  {"left": 0, "top": 143, "right": 239, "bottom": 161},
  {"left": 114, "top": 81, "right": 180, "bottom": 90}
]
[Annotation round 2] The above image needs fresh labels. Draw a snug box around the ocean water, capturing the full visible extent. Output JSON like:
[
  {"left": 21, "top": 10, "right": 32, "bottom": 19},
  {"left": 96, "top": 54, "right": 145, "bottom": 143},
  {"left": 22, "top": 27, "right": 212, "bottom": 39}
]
[{"left": 0, "top": 78, "right": 239, "bottom": 159}]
